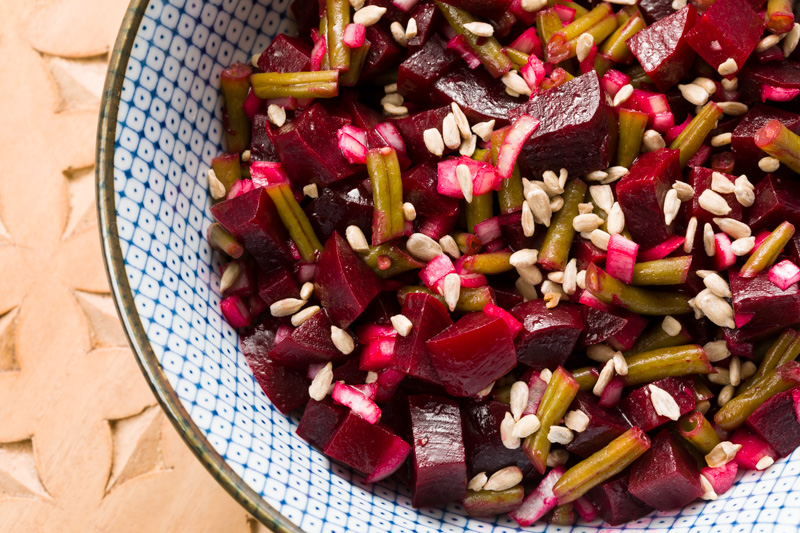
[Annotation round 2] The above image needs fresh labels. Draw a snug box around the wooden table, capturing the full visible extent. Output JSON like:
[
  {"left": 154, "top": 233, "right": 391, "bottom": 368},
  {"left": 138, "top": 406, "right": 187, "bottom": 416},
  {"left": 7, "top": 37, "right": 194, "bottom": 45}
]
[{"left": 0, "top": 1, "right": 262, "bottom": 530}]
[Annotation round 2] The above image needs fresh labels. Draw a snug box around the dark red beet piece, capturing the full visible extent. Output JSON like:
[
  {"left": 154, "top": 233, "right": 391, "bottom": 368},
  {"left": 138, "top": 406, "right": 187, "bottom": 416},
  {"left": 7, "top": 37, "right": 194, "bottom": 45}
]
[
  {"left": 304, "top": 182, "right": 374, "bottom": 242},
  {"left": 426, "top": 313, "right": 518, "bottom": 397},
  {"left": 210, "top": 188, "right": 292, "bottom": 268},
  {"left": 629, "top": 429, "right": 705, "bottom": 512},
  {"left": 359, "top": 291, "right": 402, "bottom": 325},
  {"left": 324, "top": 411, "right": 411, "bottom": 481},
  {"left": 492, "top": 278, "right": 526, "bottom": 310},
  {"left": 746, "top": 387, "right": 800, "bottom": 457},
  {"left": 587, "top": 472, "right": 654, "bottom": 526},
  {"left": 272, "top": 103, "right": 358, "bottom": 187},
  {"left": 398, "top": 35, "right": 458, "bottom": 103},
  {"left": 579, "top": 306, "right": 629, "bottom": 347},
  {"left": 408, "top": 395, "right": 467, "bottom": 507},
  {"left": 510, "top": 299, "right": 584, "bottom": 369},
  {"left": 256, "top": 265, "right": 300, "bottom": 306},
  {"left": 257, "top": 34, "right": 311, "bottom": 73},
  {"left": 616, "top": 148, "right": 681, "bottom": 249},
  {"left": 746, "top": 175, "right": 800, "bottom": 232},
  {"left": 730, "top": 269, "right": 800, "bottom": 337},
  {"left": 738, "top": 62, "right": 800, "bottom": 103},
  {"left": 500, "top": 211, "right": 539, "bottom": 251},
  {"left": 732, "top": 105, "right": 800, "bottom": 175},
  {"left": 508, "top": 72, "right": 616, "bottom": 178},
  {"left": 391, "top": 106, "right": 452, "bottom": 164},
  {"left": 620, "top": 376, "right": 696, "bottom": 431},
  {"left": 438, "top": 0, "right": 512, "bottom": 20},
  {"left": 688, "top": 167, "right": 742, "bottom": 230},
  {"left": 637, "top": 0, "right": 678, "bottom": 23},
  {"left": 684, "top": 0, "right": 764, "bottom": 77},
  {"left": 270, "top": 310, "right": 349, "bottom": 369},
  {"left": 565, "top": 392, "right": 632, "bottom": 457},
  {"left": 606, "top": 311, "right": 649, "bottom": 351},
  {"left": 393, "top": 293, "right": 453, "bottom": 385},
  {"left": 407, "top": 3, "right": 440, "bottom": 51},
  {"left": 362, "top": 24, "right": 404, "bottom": 80},
  {"left": 461, "top": 400, "right": 538, "bottom": 479},
  {"left": 250, "top": 114, "right": 279, "bottom": 162},
  {"left": 289, "top": 0, "right": 319, "bottom": 43},
  {"left": 432, "top": 67, "right": 522, "bottom": 125},
  {"left": 402, "top": 163, "right": 460, "bottom": 218},
  {"left": 296, "top": 399, "right": 348, "bottom": 449},
  {"left": 222, "top": 259, "right": 255, "bottom": 298},
  {"left": 315, "top": 232, "right": 382, "bottom": 328},
  {"left": 627, "top": 6, "right": 697, "bottom": 92},
  {"left": 333, "top": 357, "right": 369, "bottom": 384}
]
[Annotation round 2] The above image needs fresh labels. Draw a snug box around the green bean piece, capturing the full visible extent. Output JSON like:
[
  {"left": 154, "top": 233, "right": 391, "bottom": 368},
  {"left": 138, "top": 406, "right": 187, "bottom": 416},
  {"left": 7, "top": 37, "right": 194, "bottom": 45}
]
[
  {"left": 631, "top": 256, "right": 693, "bottom": 285},
  {"left": 739, "top": 221, "right": 796, "bottom": 278},
  {"left": 455, "top": 286, "right": 495, "bottom": 312},
  {"left": 492, "top": 384, "right": 512, "bottom": 404},
  {"left": 715, "top": 361, "right": 800, "bottom": 431},
  {"left": 537, "top": 8, "right": 564, "bottom": 55},
  {"left": 319, "top": 16, "right": 330, "bottom": 70},
  {"left": 523, "top": 367, "right": 580, "bottom": 474},
  {"left": 572, "top": 366, "right": 598, "bottom": 391},
  {"left": 678, "top": 411, "right": 721, "bottom": 455},
  {"left": 220, "top": 63, "right": 253, "bottom": 153},
  {"left": 454, "top": 232, "right": 482, "bottom": 255},
  {"left": 549, "top": 504, "right": 576, "bottom": 526},
  {"left": 755, "top": 119, "right": 800, "bottom": 173},
  {"left": 504, "top": 47, "right": 530, "bottom": 70},
  {"left": 624, "top": 345, "right": 713, "bottom": 385},
  {"left": 467, "top": 193, "right": 493, "bottom": 233},
  {"left": 617, "top": 109, "right": 649, "bottom": 168},
  {"left": 463, "top": 487, "right": 525, "bottom": 517},
  {"left": 326, "top": 0, "right": 350, "bottom": 72},
  {"left": 596, "top": 12, "right": 647, "bottom": 75},
  {"left": 340, "top": 42, "right": 371, "bottom": 87},
  {"left": 207, "top": 222, "right": 244, "bottom": 258},
  {"left": 250, "top": 71, "right": 340, "bottom": 99},
  {"left": 625, "top": 323, "right": 691, "bottom": 356},
  {"left": 211, "top": 153, "right": 242, "bottom": 193},
  {"left": 461, "top": 251, "right": 513, "bottom": 275},
  {"left": 547, "top": 5, "right": 618, "bottom": 63},
  {"left": 766, "top": 0, "right": 795, "bottom": 34},
  {"left": 385, "top": 148, "right": 406, "bottom": 239},
  {"left": 398, "top": 285, "right": 445, "bottom": 306},
  {"left": 436, "top": 2, "right": 512, "bottom": 78},
  {"left": 739, "top": 329, "right": 800, "bottom": 393},
  {"left": 367, "top": 147, "right": 405, "bottom": 245},
  {"left": 623, "top": 64, "right": 652, "bottom": 88},
  {"left": 492, "top": 129, "right": 525, "bottom": 214},
  {"left": 552, "top": 427, "right": 651, "bottom": 504},
  {"left": 362, "top": 244, "right": 426, "bottom": 279},
  {"left": 585, "top": 263, "right": 693, "bottom": 315},
  {"left": 265, "top": 183, "right": 323, "bottom": 262},
  {"left": 669, "top": 102, "right": 723, "bottom": 167},
  {"left": 539, "top": 179, "right": 588, "bottom": 271}
]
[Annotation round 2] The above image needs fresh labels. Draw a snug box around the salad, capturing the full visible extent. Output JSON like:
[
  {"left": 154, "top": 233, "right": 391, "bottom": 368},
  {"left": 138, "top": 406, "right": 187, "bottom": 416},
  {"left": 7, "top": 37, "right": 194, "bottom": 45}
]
[{"left": 204, "top": 0, "right": 800, "bottom": 526}]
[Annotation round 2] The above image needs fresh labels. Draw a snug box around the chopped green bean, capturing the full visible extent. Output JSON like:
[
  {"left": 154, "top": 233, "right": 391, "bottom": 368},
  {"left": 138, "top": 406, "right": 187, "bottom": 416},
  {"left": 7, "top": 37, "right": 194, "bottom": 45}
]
[
  {"left": 436, "top": 2, "right": 512, "bottom": 78},
  {"left": 461, "top": 252, "right": 513, "bottom": 275},
  {"left": 617, "top": 108, "right": 649, "bottom": 168},
  {"left": 586, "top": 263, "right": 693, "bottom": 315},
  {"left": 678, "top": 411, "right": 721, "bottom": 455},
  {"left": 625, "top": 344, "right": 713, "bottom": 385},
  {"left": 739, "top": 329, "right": 800, "bottom": 393},
  {"left": 211, "top": 153, "right": 242, "bottom": 194},
  {"left": 207, "top": 222, "right": 244, "bottom": 258},
  {"left": 539, "top": 179, "right": 588, "bottom": 271},
  {"left": 669, "top": 102, "right": 723, "bottom": 167},
  {"left": 631, "top": 256, "right": 693, "bottom": 285},
  {"left": 220, "top": 63, "right": 253, "bottom": 153},
  {"left": 740, "top": 221, "right": 796, "bottom": 278},
  {"left": 463, "top": 487, "right": 525, "bottom": 517},
  {"left": 362, "top": 244, "right": 426, "bottom": 279},
  {"left": 367, "top": 147, "right": 405, "bottom": 245},
  {"left": 326, "top": 0, "right": 350, "bottom": 72},
  {"left": 265, "top": 183, "right": 323, "bottom": 262}
]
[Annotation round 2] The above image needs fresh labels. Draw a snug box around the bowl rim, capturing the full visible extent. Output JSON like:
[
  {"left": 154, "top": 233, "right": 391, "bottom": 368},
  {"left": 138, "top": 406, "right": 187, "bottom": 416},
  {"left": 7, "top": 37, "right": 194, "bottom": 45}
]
[{"left": 95, "top": 2, "right": 303, "bottom": 531}]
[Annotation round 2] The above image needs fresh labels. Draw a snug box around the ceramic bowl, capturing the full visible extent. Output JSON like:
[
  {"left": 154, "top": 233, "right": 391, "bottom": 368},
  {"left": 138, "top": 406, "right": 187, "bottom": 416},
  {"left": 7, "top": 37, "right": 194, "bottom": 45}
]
[{"left": 97, "top": 1, "right": 800, "bottom": 531}]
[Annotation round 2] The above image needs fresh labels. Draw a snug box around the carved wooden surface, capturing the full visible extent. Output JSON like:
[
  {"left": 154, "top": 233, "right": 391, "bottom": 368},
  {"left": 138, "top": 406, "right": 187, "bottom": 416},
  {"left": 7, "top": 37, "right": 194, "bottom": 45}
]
[{"left": 0, "top": 2, "right": 259, "bottom": 530}]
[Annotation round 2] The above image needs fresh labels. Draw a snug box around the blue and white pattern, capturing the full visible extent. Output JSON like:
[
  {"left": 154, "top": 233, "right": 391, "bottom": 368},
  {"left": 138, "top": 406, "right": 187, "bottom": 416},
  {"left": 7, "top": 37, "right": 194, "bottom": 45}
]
[{"left": 111, "top": 1, "right": 800, "bottom": 531}]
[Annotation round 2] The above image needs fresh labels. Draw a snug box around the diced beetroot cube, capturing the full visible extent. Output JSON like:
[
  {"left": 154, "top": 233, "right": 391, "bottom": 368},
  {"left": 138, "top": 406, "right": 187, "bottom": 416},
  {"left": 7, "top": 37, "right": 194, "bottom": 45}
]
[
  {"left": 730, "top": 269, "right": 800, "bottom": 336},
  {"left": 406, "top": 3, "right": 439, "bottom": 51},
  {"left": 508, "top": 72, "right": 616, "bottom": 177},
  {"left": 391, "top": 106, "right": 452, "bottom": 164},
  {"left": 296, "top": 399, "right": 347, "bottom": 449},
  {"left": 746, "top": 387, "right": 800, "bottom": 457},
  {"left": 304, "top": 182, "right": 374, "bottom": 243},
  {"left": 565, "top": 392, "right": 632, "bottom": 457},
  {"left": 619, "top": 376, "right": 696, "bottom": 431},
  {"left": 315, "top": 232, "right": 382, "bottom": 328},
  {"left": 427, "top": 313, "right": 518, "bottom": 397},
  {"left": 210, "top": 188, "right": 292, "bottom": 268},
  {"left": 510, "top": 299, "right": 584, "bottom": 369},
  {"left": 221, "top": 294, "right": 252, "bottom": 328},
  {"left": 393, "top": 293, "right": 453, "bottom": 385},
  {"left": 627, "top": 6, "right": 698, "bottom": 91},
  {"left": 333, "top": 357, "right": 369, "bottom": 384},
  {"left": 616, "top": 148, "right": 681, "bottom": 249},
  {"left": 432, "top": 67, "right": 521, "bottom": 125},
  {"left": 360, "top": 291, "right": 402, "bottom": 325},
  {"left": 684, "top": 0, "right": 765, "bottom": 77},
  {"left": 738, "top": 62, "right": 800, "bottom": 104},
  {"left": 701, "top": 461, "right": 738, "bottom": 496},
  {"left": 483, "top": 303, "right": 523, "bottom": 337},
  {"left": 408, "top": 395, "right": 467, "bottom": 507},
  {"left": 402, "top": 163, "right": 460, "bottom": 218},
  {"left": 732, "top": 105, "right": 800, "bottom": 175},
  {"left": 257, "top": 34, "right": 311, "bottom": 73},
  {"left": 221, "top": 260, "right": 255, "bottom": 298},
  {"left": 770, "top": 260, "right": 800, "bottom": 290},
  {"left": 629, "top": 429, "right": 705, "bottom": 511},
  {"left": 256, "top": 265, "right": 300, "bottom": 307},
  {"left": 251, "top": 114, "right": 279, "bottom": 162},
  {"left": 508, "top": 466, "right": 565, "bottom": 527},
  {"left": 360, "top": 336, "right": 397, "bottom": 371},
  {"left": 746, "top": 175, "right": 800, "bottom": 232},
  {"left": 362, "top": 24, "right": 404, "bottom": 80},
  {"left": 290, "top": 0, "right": 319, "bottom": 41},
  {"left": 272, "top": 103, "right": 358, "bottom": 187},
  {"left": 688, "top": 167, "right": 742, "bottom": 230},
  {"left": 398, "top": 35, "right": 458, "bottom": 103},
  {"left": 324, "top": 411, "right": 411, "bottom": 480},
  {"left": 270, "top": 310, "right": 349, "bottom": 369},
  {"left": 606, "top": 311, "right": 649, "bottom": 351},
  {"left": 730, "top": 428, "right": 780, "bottom": 470},
  {"left": 587, "top": 472, "right": 654, "bottom": 526}
]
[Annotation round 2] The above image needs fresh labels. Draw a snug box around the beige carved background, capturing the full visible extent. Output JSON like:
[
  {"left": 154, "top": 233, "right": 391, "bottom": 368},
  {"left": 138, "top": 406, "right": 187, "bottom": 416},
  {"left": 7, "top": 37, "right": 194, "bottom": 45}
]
[{"left": 0, "top": 1, "right": 266, "bottom": 530}]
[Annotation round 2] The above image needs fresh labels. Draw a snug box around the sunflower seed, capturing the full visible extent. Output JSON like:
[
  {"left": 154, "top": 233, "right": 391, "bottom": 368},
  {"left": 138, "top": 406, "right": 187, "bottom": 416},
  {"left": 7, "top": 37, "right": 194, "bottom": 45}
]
[
  {"left": 557, "top": 168, "right": 569, "bottom": 189},
  {"left": 591, "top": 229, "right": 611, "bottom": 251},
  {"left": 606, "top": 202, "right": 625, "bottom": 235},
  {"left": 564, "top": 410, "right": 590, "bottom": 433},
  {"left": 509, "top": 248, "right": 538, "bottom": 268},
  {"left": 457, "top": 164, "right": 474, "bottom": 203},
  {"left": 704, "top": 340, "right": 730, "bottom": 362},
  {"left": 709, "top": 367, "right": 731, "bottom": 385},
  {"left": 705, "top": 441, "right": 742, "bottom": 468},
  {"left": 678, "top": 83, "right": 709, "bottom": 106},
  {"left": 613, "top": 84, "right": 634, "bottom": 107},
  {"left": 573, "top": 213, "right": 605, "bottom": 232},
  {"left": 696, "top": 289, "right": 736, "bottom": 328},
  {"left": 662, "top": 315, "right": 682, "bottom": 337},
  {"left": 704, "top": 223, "right": 716, "bottom": 256},
  {"left": 731, "top": 236, "right": 755, "bottom": 256},
  {"left": 349, "top": 0, "right": 365, "bottom": 9},
  {"left": 742, "top": 360, "right": 757, "bottom": 379},
  {"left": 685, "top": 216, "right": 698, "bottom": 253},
  {"left": 605, "top": 166, "right": 629, "bottom": 182},
  {"left": 590, "top": 185, "right": 614, "bottom": 213},
  {"left": 539, "top": 369, "right": 552, "bottom": 384},
  {"left": 443, "top": 273, "right": 461, "bottom": 312},
  {"left": 717, "top": 57, "right": 738, "bottom": 76},
  {"left": 522, "top": 0, "right": 548, "bottom": 10},
  {"left": 423, "top": 128, "right": 445, "bottom": 157},
  {"left": 593, "top": 359, "right": 616, "bottom": 396},
  {"left": 759, "top": 156, "right": 780, "bottom": 172},
  {"left": 550, "top": 195, "right": 565, "bottom": 212},
  {"left": 527, "top": 187, "right": 552, "bottom": 227},
  {"left": 784, "top": 23, "right": 800, "bottom": 57},
  {"left": 383, "top": 103, "right": 409, "bottom": 115},
  {"left": 585, "top": 170, "right": 609, "bottom": 182},
  {"left": 711, "top": 132, "right": 732, "bottom": 147},
  {"left": 308, "top": 362, "right": 334, "bottom": 401},
  {"left": 208, "top": 169, "right": 226, "bottom": 199},
  {"left": 521, "top": 202, "right": 536, "bottom": 237},
  {"left": 703, "top": 272, "right": 732, "bottom": 298},
  {"left": 384, "top": 83, "right": 398, "bottom": 93},
  {"left": 699, "top": 189, "right": 732, "bottom": 216},
  {"left": 563, "top": 258, "right": 578, "bottom": 295},
  {"left": 720, "top": 78, "right": 738, "bottom": 92},
  {"left": 402, "top": 202, "right": 417, "bottom": 222},
  {"left": 614, "top": 351, "right": 629, "bottom": 376},
  {"left": 346, "top": 225, "right": 370, "bottom": 253},
  {"left": 664, "top": 189, "right": 681, "bottom": 225},
  {"left": 578, "top": 202, "right": 595, "bottom": 215},
  {"left": 484, "top": 466, "right": 524, "bottom": 492},
  {"left": 756, "top": 33, "right": 781, "bottom": 53},
  {"left": 391, "top": 314, "right": 413, "bottom": 337},
  {"left": 443, "top": 113, "right": 461, "bottom": 150},
  {"left": 450, "top": 103, "right": 471, "bottom": 139},
  {"left": 439, "top": 235, "right": 461, "bottom": 259},
  {"left": 407, "top": 233, "right": 443, "bottom": 261},
  {"left": 219, "top": 262, "right": 241, "bottom": 293},
  {"left": 543, "top": 170, "right": 565, "bottom": 195},
  {"left": 510, "top": 381, "right": 529, "bottom": 421},
  {"left": 477, "top": 381, "right": 495, "bottom": 397},
  {"left": 468, "top": 472, "right": 488, "bottom": 492},
  {"left": 464, "top": 21, "right": 494, "bottom": 37},
  {"left": 270, "top": 298, "right": 307, "bottom": 317},
  {"left": 365, "top": 371, "right": 378, "bottom": 383},
  {"left": 548, "top": 271, "right": 564, "bottom": 283},
  {"left": 587, "top": 344, "right": 616, "bottom": 363},
  {"left": 576, "top": 33, "right": 595, "bottom": 62},
  {"left": 547, "top": 449, "right": 570, "bottom": 467},
  {"left": 756, "top": 456, "right": 774, "bottom": 470},
  {"left": 692, "top": 77, "right": 717, "bottom": 95},
  {"left": 268, "top": 104, "right": 287, "bottom": 127},
  {"left": 405, "top": 17, "right": 418, "bottom": 40},
  {"left": 548, "top": 425, "right": 574, "bottom": 444},
  {"left": 292, "top": 305, "right": 320, "bottom": 326},
  {"left": 303, "top": 183, "right": 319, "bottom": 199},
  {"left": 299, "top": 282, "right": 314, "bottom": 301},
  {"left": 649, "top": 384, "right": 681, "bottom": 420},
  {"left": 643, "top": 129, "right": 666, "bottom": 152},
  {"left": 713, "top": 217, "right": 751, "bottom": 239},
  {"left": 512, "top": 414, "right": 541, "bottom": 438},
  {"left": 729, "top": 355, "right": 741, "bottom": 387},
  {"left": 353, "top": 5, "right": 386, "bottom": 26},
  {"left": 577, "top": 270, "right": 587, "bottom": 290},
  {"left": 331, "top": 326, "right": 355, "bottom": 354},
  {"left": 472, "top": 120, "right": 496, "bottom": 141},
  {"left": 501, "top": 411, "right": 521, "bottom": 449},
  {"left": 673, "top": 181, "right": 695, "bottom": 201},
  {"left": 515, "top": 277, "right": 539, "bottom": 301},
  {"left": 502, "top": 70, "right": 532, "bottom": 96},
  {"left": 459, "top": 134, "right": 477, "bottom": 157},
  {"left": 544, "top": 292, "right": 561, "bottom": 309},
  {"left": 718, "top": 101, "right": 748, "bottom": 116},
  {"left": 700, "top": 474, "right": 718, "bottom": 500},
  {"left": 671, "top": 0, "right": 687, "bottom": 9},
  {"left": 381, "top": 92, "right": 404, "bottom": 106},
  {"left": 711, "top": 172, "right": 736, "bottom": 194}
]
